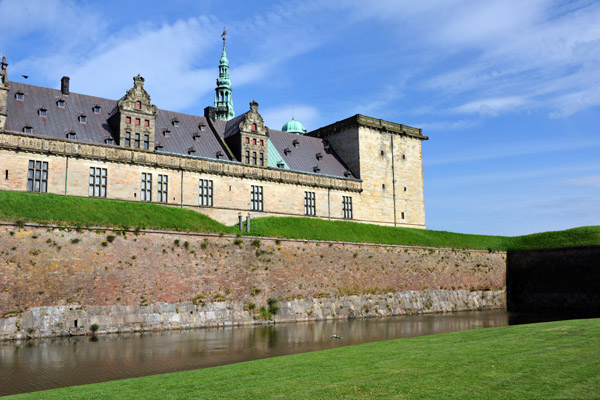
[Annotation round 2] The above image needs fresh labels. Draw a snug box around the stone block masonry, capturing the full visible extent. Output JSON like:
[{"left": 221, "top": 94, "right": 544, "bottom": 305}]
[{"left": 0, "top": 224, "right": 506, "bottom": 340}]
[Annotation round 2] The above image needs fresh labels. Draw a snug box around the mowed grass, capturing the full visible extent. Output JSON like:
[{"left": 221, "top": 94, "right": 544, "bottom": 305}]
[
  {"left": 8, "top": 318, "right": 600, "bottom": 399},
  {"left": 0, "top": 190, "right": 235, "bottom": 234},
  {"left": 1, "top": 190, "right": 599, "bottom": 250}
]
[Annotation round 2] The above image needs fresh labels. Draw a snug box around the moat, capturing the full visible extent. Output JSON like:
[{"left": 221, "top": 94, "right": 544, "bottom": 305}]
[{"left": 0, "top": 310, "right": 584, "bottom": 396}]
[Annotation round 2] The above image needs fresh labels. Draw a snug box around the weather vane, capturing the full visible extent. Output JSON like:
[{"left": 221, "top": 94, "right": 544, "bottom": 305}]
[{"left": 222, "top": 27, "right": 227, "bottom": 43}]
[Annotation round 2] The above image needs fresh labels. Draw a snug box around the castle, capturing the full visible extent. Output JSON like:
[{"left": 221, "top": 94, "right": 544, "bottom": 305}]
[{"left": 0, "top": 35, "right": 427, "bottom": 228}]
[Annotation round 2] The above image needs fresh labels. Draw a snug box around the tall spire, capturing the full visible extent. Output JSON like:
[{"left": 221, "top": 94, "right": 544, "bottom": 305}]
[{"left": 214, "top": 27, "right": 234, "bottom": 121}]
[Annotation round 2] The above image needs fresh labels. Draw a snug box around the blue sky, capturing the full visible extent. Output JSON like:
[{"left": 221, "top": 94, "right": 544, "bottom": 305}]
[{"left": 1, "top": 0, "right": 599, "bottom": 236}]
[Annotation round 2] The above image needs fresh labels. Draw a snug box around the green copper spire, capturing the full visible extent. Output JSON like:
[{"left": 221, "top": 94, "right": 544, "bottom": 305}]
[{"left": 214, "top": 27, "right": 234, "bottom": 121}]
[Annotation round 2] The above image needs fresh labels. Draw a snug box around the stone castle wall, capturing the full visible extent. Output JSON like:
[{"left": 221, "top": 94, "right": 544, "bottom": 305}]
[{"left": 0, "top": 224, "right": 506, "bottom": 340}]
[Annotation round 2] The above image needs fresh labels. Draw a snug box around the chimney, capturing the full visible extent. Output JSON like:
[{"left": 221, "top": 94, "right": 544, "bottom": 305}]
[
  {"left": 61, "top": 76, "right": 70, "bottom": 95},
  {"left": 204, "top": 106, "right": 216, "bottom": 121}
]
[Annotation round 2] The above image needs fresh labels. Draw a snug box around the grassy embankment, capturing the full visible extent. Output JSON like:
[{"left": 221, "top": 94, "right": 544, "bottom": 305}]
[
  {"left": 1, "top": 190, "right": 599, "bottom": 250},
  {"left": 8, "top": 318, "right": 600, "bottom": 399}
]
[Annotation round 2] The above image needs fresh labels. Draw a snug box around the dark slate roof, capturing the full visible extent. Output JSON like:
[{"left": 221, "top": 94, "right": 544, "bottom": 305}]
[
  {"left": 154, "top": 109, "right": 231, "bottom": 160},
  {"left": 269, "top": 129, "right": 357, "bottom": 179},
  {"left": 6, "top": 81, "right": 115, "bottom": 143},
  {"left": 5, "top": 81, "right": 231, "bottom": 161},
  {"left": 223, "top": 112, "right": 247, "bottom": 138},
  {"left": 4, "top": 81, "right": 356, "bottom": 179}
]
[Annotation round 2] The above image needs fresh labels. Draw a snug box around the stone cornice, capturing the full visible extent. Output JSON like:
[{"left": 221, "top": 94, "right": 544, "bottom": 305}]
[
  {"left": 0, "top": 131, "right": 362, "bottom": 192},
  {"left": 309, "top": 114, "right": 428, "bottom": 141}
]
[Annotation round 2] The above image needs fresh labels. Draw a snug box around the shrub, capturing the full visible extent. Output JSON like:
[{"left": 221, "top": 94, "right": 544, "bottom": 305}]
[
  {"left": 184, "top": 241, "right": 189, "bottom": 250},
  {"left": 71, "top": 238, "right": 80, "bottom": 244},
  {"left": 90, "top": 323, "right": 99, "bottom": 333},
  {"left": 251, "top": 239, "right": 261, "bottom": 248},
  {"left": 174, "top": 239, "right": 180, "bottom": 247},
  {"left": 192, "top": 295, "right": 206, "bottom": 306},
  {"left": 233, "top": 238, "right": 243, "bottom": 246}
]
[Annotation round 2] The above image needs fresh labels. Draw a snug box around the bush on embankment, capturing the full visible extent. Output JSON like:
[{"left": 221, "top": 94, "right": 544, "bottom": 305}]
[{"left": 1, "top": 190, "right": 599, "bottom": 251}]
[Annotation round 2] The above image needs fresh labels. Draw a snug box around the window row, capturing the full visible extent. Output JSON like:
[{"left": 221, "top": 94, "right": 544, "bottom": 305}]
[
  {"left": 125, "top": 132, "right": 150, "bottom": 149},
  {"left": 244, "top": 137, "right": 264, "bottom": 146},
  {"left": 245, "top": 151, "right": 265, "bottom": 166},
  {"left": 24, "top": 162, "right": 355, "bottom": 219},
  {"left": 125, "top": 116, "right": 150, "bottom": 127}
]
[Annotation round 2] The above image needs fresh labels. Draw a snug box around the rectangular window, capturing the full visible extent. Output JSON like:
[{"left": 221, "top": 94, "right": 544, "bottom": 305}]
[
  {"left": 126, "top": 116, "right": 131, "bottom": 124},
  {"left": 135, "top": 118, "right": 140, "bottom": 125},
  {"left": 199, "top": 179, "right": 213, "bottom": 207},
  {"left": 251, "top": 185, "right": 263, "bottom": 211},
  {"left": 143, "top": 135, "right": 149, "bottom": 149},
  {"left": 125, "top": 132, "right": 131, "bottom": 147},
  {"left": 259, "top": 152, "right": 264, "bottom": 166},
  {"left": 158, "top": 174, "right": 168, "bottom": 203},
  {"left": 252, "top": 152, "right": 257, "bottom": 165},
  {"left": 304, "top": 191, "right": 316, "bottom": 216},
  {"left": 141, "top": 173, "right": 152, "bottom": 201},
  {"left": 89, "top": 167, "right": 107, "bottom": 198},
  {"left": 134, "top": 133, "right": 140, "bottom": 148},
  {"left": 342, "top": 196, "right": 353, "bottom": 219},
  {"left": 27, "top": 160, "right": 48, "bottom": 193},
  {"left": 245, "top": 150, "right": 250, "bottom": 164},
  {"left": 144, "top": 119, "right": 149, "bottom": 127}
]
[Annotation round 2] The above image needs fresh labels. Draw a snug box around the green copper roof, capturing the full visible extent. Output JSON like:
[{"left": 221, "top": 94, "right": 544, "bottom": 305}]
[
  {"left": 267, "top": 139, "right": 290, "bottom": 169},
  {"left": 220, "top": 48, "right": 229, "bottom": 66},
  {"left": 281, "top": 118, "right": 307, "bottom": 134}
]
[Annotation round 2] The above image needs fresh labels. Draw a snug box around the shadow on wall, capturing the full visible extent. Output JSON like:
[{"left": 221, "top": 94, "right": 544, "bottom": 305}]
[{"left": 507, "top": 246, "right": 600, "bottom": 312}]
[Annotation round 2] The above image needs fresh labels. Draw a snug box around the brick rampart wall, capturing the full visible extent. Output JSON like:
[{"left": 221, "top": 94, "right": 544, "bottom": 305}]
[{"left": 0, "top": 224, "right": 505, "bottom": 314}]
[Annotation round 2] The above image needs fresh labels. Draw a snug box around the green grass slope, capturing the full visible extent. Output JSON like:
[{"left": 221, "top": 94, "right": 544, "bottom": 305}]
[
  {"left": 8, "top": 318, "right": 600, "bottom": 399},
  {"left": 1, "top": 190, "right": 599, "bottom": 250}
]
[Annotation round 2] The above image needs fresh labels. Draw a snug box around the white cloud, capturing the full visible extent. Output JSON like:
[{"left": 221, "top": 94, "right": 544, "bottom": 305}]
[
  {"left": 563, "top": 175, "right": 600, "bottom": 189},
  {"left": 452, "top": 96, "right": 527, "bottom": 116}
]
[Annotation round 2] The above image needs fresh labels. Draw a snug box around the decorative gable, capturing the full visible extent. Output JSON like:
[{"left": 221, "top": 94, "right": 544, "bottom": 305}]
[
  {"left": 238, "top": 100, "right": 269, "bottom": 167},
  {"left": 110, "top": 75, "right": 158, "bottom": 150}
]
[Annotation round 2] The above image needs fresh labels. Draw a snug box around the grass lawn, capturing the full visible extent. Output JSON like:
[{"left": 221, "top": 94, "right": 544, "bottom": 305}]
[
  {"left": 8, "top": 318, "right": 600, "bottom": 399},
  {"left": 1, "top": 190, "right": 599, "bottom": 250}
]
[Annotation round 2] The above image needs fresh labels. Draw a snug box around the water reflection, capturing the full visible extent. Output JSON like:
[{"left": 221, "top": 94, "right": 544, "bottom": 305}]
[{"left": 0, "top": 310, "right": 574, "bottom": 396}]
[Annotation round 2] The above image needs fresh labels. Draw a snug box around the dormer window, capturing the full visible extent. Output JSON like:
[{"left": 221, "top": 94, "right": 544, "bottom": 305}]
[
  {"left": 323, "top": 140, "right": 331, "bottom": 152},
  {"left": 199, "top": 124, "right": 206, "bottom": 132},
  {"left": 172, "top": 119, "right": 179, "bottom": 127},
  {"left": 292, "top": 139, "right": 299, "bottom": 148},
  {"left": 93, "top": 105, "right": 101, "bottom": 114},
  {"left": 193, "top": 133, "right": 201, "bottom": 142},
  {"left": 57, "top": 99, "right": 65, "bottom": 108},
  {"left": 188, "top": 147, "right": 196, "bottom": 155},
  {"left": 316, "top": 152, "right": 323, "bottom": 160},
  {"left": 105, "top": 138, "right": 114, "bottom": 145},
  {"left": 277, "top": 161, "right": 284, "bottom": 168},
  {"left": 66, "top": 131, "right": 76, "bottom": 140},
  {"left": 15, "top": 92, "right": 24, "bottom": 101},
  {"left": 344, "top": 170, "right": 352, "bottom": 177},
  {"left": 135, "top": 101, "right": 141, "bottom": 109},
  {"left": 23, "top": 126, "right": 32, "bottom": 134},
  {"left": 38, "top": 108, "right": 48, "bottom": 117},
  {"left": 216, "top": 150, "right": 224, "bottom": 159},
  {"left": 313, "top": 166, "right": 321, "bottom": 173},
  {"left": 284, "top": 147, "right": 291, "bottom": 155},
  {"left": 78, "top": 114, "right": 87, "bottom": 123},
  {"left": 155, "top": 144, "right": 163, "bottom": 152},
  {"left": 163, "top": 129, "right": 170, "bottom": 137}
]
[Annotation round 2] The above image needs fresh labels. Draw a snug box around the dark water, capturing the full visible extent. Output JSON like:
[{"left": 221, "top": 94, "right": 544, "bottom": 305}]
[{"left": 0, "top": 310, "right": 590, "bottom": 396}]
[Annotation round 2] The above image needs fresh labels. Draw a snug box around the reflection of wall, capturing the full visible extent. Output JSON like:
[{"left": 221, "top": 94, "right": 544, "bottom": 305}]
[
  {"left": 0, "top": 224, "right": 506, "bottom": 339},
  {"left": 507, "top": 246, "right": 600, "bottom": 311}
]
